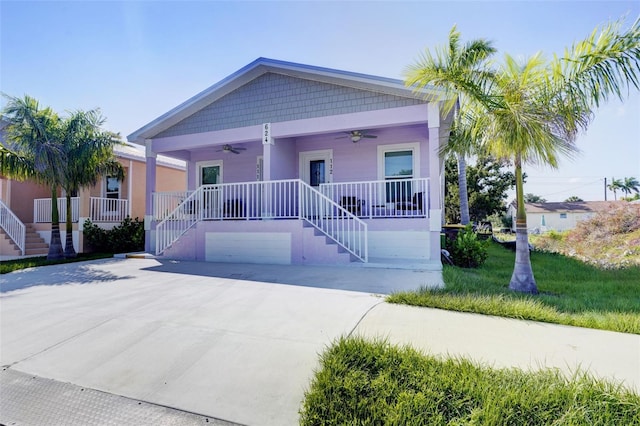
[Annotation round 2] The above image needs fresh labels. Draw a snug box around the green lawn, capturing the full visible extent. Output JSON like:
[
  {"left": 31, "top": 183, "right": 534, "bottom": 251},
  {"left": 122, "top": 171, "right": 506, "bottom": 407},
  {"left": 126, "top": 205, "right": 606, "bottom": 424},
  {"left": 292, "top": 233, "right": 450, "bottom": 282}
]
[
  {"left": 300, "top": 337, "right": 640, "bottom": 425},
  {"left": 388, "top": 242, "right": 640, "bottom": 334},
  {"left": 0, "top": 253, "right": 113, "bottom": 274}
]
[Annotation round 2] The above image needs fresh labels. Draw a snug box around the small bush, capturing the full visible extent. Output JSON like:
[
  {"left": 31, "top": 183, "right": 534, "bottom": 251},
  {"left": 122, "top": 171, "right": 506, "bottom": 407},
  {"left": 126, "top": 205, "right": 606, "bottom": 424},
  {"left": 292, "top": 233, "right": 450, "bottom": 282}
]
[
  {"left": 535, "top": 203, "right": 640, "bottom": 269},
  {"left": 445, "top": 225, "right": 489, "bottom": 268},
  {"left": 83, "top": 217, "right": 144, "bottom": 253}
]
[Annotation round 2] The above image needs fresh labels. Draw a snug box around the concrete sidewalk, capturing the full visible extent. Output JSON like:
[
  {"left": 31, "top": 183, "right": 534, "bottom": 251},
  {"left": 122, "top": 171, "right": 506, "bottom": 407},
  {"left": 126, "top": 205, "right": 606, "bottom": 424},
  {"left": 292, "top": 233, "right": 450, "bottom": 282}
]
[{"left": 1, "top": 258, "right": 639, "bottom": 425}]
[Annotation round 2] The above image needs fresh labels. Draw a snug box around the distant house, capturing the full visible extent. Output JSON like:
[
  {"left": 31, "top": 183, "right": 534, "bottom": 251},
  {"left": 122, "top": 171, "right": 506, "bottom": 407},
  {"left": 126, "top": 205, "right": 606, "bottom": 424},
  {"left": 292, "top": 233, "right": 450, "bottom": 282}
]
[
  {"left": 0, "top": 133, "right": 186, "bottom": 258},
  {"left": 507, "top": 201, "right": 622, "bottom": 233},
  {"left": 128, "top": 58, "right": 454, "bottom": 269}
]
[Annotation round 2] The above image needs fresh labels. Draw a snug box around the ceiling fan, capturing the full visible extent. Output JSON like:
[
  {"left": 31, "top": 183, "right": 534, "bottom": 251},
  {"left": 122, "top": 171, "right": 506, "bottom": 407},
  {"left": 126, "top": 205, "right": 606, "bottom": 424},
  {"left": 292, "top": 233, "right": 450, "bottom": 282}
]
[
  {"left": 216, "top": 144, "right": 247, "bottom": 154},
  {"left": 336, "top": 130, "right": 378, "bottom": 143}
]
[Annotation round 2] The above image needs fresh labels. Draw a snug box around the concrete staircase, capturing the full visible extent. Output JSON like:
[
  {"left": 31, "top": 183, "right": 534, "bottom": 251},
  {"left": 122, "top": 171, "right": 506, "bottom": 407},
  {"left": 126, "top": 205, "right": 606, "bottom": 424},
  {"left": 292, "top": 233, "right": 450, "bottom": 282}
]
[{"left": 0, "top": 224, "right": 49, "bottom": 257}]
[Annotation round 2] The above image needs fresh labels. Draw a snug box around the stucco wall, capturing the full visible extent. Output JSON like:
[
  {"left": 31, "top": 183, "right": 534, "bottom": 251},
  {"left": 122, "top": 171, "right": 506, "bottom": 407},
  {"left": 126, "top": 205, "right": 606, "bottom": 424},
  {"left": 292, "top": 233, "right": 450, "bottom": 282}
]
[{"left": 1, "top": 177, "right": 53, "bottom": 223}]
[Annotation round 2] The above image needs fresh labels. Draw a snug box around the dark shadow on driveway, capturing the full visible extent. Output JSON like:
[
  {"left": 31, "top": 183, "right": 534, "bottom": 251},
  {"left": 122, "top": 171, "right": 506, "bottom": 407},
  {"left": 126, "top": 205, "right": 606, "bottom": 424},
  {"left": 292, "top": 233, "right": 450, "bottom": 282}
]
[
  {"left": 0, "top": 258, "right": 135, "bottom": 294},
  {"left": 141, "top": 259, "right": 433, "bottom": 295}
]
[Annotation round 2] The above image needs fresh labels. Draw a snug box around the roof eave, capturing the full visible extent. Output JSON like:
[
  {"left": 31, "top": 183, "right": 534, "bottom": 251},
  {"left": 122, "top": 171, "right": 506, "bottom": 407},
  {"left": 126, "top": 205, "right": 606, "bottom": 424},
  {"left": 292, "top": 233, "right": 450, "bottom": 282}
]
[{"left": 127, "top": 58, "right": 450, "bottom": 143}]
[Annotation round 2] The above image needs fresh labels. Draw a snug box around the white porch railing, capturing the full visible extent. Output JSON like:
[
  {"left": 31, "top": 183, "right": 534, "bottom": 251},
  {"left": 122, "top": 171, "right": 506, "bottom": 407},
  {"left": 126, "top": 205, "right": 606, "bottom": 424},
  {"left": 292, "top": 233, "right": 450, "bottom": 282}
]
[
  {"left": 153, "top": 191, "right": 193, "bottom": 221},
  {"left": 154, "top": 179, "right": 368, "bottom": 262},
  {"left": 299, "top": 180, "right": 368, "bottom": 262},
  {"left": 34, "top": 197, "right": 79, "bottom": 223},
  {"left": 319, "top": 178, "right": 429, "bottom": 218},
  {"left": 0, "top": 199, "right": 26, "bottom": 255},
  {"left": 33, "top": 197, "right": 128, "bottom": 223},
  {"left": 90, "top": 197, "right": 129, "bottom": 222}
]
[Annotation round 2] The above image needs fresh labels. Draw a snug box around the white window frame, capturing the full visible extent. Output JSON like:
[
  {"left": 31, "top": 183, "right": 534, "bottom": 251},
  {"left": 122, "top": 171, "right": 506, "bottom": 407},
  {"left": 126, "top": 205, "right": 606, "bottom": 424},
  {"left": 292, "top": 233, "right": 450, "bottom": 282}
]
[
  {"left": 103, "top": 176, "right": 122, "bottom": 199},
  {"left": 377, "top": 142, "right": 420, "bottom": 180},
  {"left": 196, "top": 160, "right": 223, "bottom": 186}
]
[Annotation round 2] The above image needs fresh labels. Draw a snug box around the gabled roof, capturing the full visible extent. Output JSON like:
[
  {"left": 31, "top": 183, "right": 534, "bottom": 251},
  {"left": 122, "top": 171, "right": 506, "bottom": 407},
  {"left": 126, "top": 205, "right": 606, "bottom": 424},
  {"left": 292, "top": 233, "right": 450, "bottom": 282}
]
[
  {"left": 128, "top": 57, "right": 447, "bottom": 143},
  {"left": 523, "top": 201, "right": 622, "bottom": 213},
  {"left": 114, "top": 143, "right": 185, "bottom": 170}
]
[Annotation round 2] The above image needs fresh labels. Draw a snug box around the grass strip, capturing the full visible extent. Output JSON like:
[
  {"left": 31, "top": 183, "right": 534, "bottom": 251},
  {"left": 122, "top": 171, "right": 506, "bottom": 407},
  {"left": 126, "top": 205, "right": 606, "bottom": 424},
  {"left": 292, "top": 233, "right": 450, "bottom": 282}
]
[
  {"left": 388, "top": 242, "right": 640, "bottom": 334},
  {"left": 300, "top": 337, "right": 640, "bottom": 425},
  {"left": 0, "top": 253, "right": 113, "bottom": 274}
]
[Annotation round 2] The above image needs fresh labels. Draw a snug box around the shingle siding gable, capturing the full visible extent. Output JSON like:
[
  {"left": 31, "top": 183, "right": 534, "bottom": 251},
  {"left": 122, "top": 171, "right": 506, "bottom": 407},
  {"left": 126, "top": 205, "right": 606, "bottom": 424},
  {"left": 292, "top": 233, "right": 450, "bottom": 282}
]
[{"left": 156, "top": 73, "right": 424, "bottom": 138}]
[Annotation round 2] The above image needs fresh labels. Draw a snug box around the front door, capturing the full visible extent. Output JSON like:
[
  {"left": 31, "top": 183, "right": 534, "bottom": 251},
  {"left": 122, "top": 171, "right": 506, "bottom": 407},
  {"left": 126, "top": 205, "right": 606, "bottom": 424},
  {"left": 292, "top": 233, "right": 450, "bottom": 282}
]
[
  {"left": 300, "top": 150, "right": 332, "bottom": 187},
  {"left": 197, "top": 161, "right": 223, "bottom": 218}
]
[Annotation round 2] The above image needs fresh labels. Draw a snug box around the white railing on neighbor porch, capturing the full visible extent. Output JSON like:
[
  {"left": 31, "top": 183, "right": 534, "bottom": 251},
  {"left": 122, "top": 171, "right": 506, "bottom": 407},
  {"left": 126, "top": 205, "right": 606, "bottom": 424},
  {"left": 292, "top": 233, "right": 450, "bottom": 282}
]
[
  {"left": 34, "top": 197, "right": 79, "bottom": 223},
  {"left": 0, "top": 199, "right": 26, "bottom": 255},
  {"left": 320, "top": 178, "right": 429, "bottom": 218},
  {"left": 33, "top": 197, "right": 128, "bottom": 223},
  {"left": 154, "top": 179, "right": 368, "bottom": 262},
  {"left": 90, "top": 197, "right": 129, "bottom": 222}
]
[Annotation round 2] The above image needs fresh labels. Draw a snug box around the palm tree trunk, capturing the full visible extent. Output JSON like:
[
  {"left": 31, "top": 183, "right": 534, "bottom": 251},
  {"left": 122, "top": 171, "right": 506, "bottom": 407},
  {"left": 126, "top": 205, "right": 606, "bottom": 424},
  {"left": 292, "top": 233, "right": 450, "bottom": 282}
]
[
  {"left": 508, "top": 157, "right": 538, "bottom": 294},
  {"left": 47, "top": 187, "right": 64, "bottom": 260},
  {"left": 63, "top": 194, "right": 77, "bottom": 258},
  {"left": 457, "top": 154, "right": 471, "bottom": 225}
]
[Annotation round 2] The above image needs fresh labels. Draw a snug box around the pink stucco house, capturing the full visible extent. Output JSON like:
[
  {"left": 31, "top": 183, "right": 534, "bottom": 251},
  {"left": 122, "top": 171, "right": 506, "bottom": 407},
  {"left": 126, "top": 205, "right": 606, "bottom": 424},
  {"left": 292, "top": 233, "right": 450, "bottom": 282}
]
[
  {"left": 0, "top": 130, "right": 186, "bottom": 258},
  {"left": 128, "top": 58, "right": 453, "bottom": 270}
]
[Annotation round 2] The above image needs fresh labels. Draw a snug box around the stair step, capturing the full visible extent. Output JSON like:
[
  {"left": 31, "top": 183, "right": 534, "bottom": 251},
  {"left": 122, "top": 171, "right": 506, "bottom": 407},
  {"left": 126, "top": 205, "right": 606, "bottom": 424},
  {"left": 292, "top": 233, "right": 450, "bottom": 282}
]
[
  {"left": 26, "top": 242, "right": 48, "bottom": 248},
  {"left": 25, "top": 248, "right": 49, "bottom": 255}
]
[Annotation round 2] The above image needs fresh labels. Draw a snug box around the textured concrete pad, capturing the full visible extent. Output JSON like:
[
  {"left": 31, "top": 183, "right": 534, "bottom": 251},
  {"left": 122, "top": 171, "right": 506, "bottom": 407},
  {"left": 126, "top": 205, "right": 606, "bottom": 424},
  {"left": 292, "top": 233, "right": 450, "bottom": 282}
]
[
  {"left": 354, "top": 303, "right": 640, "bottom": 392},
  {"left": 1, "top": 258, "right": 383, "bottom": 425},
  {"left": 0, "top": 368, "right": 238, "bottom": 425}
]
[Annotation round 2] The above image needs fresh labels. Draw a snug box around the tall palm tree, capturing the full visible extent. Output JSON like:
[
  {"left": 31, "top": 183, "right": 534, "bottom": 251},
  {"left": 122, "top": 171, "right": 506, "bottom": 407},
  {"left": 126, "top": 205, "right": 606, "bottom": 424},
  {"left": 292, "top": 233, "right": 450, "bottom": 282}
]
[
  {"left": 608, "top": 178, "right": 624, "bottom": 200},
  {"left": 622, "top": 176, "right": 640, "bottom": 196},
  {"left": 60, "top": 110, "right": 124, "bottom": 258},
  {"left": 1, "top": 95, "right": 66, "bottom": 259},
  {"left": 406, "top": 17, "right": 640, "bottom": 294},
  {"left": 405, "top": 25, "right": 496, "bottom": 225}
]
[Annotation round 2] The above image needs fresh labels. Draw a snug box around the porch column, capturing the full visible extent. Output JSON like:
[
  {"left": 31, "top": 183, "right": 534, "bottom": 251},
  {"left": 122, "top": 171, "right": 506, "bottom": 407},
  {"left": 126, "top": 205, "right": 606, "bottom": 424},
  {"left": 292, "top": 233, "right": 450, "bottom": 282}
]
[
  {"left": 145, "top": 139, "right": 157, "bottom": 253},
  {"left": 78, "top": 187, "right": 91, "bottom": 253},
  {"left": 427, "top": 102, "right": 443, "bottom": 264}
]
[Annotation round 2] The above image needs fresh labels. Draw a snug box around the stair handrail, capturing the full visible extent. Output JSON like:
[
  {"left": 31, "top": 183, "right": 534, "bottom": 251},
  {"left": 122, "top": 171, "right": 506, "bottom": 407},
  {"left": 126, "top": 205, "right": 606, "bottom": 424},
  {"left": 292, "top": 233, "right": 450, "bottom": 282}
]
[
  {"left": 0, "top": 199, "right": 26, "bottom": 256},
  {"left": 155, "top": 186, "right": 204, "bottom": 255},
  {"left": 298, "top": 180, "right": 368, "bottom": 262}
]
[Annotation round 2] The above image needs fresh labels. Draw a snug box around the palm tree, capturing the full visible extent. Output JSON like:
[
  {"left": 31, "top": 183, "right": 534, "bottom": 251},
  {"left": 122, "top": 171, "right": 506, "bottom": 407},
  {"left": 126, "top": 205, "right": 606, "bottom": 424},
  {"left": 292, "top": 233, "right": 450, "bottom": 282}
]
[
  {"left": 60, "top": 110, "right": 124, "bottom": 258},
  {"left": 406, "top": 17, "right": 640, "bottom": 294},
  {"left": 1, "top": 95, "right": 66, "bottom": 259},
  {"left": 622, "top": 176, "right": 640, "bottom": 196},
  {"left": 608, "top": 178, "right": 624, "bottom": 200},
  {"left": 405, "top": 25, "right": 496, "bottom": 225}
]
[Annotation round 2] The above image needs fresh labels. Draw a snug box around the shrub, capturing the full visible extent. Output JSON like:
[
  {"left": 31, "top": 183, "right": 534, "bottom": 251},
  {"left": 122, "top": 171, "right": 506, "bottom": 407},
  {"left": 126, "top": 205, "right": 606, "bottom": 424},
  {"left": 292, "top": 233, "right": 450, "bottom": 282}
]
[
  {"left": 445, "top": 225, "right": 489, "bottom": 268},
  {"left": 83, "top": 217, "right": 144, "bottom": 253},
  {"left": 535, "top": 203, "right": 640, "bottom": 269}
]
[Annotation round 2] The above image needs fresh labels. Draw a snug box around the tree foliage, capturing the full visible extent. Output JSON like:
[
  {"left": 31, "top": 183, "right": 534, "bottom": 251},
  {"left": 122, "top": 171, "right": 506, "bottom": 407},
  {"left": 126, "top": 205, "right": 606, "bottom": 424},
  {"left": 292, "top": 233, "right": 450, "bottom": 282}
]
[
  {"left": 524, "top": 193, "right": 547, "bottom": 203},
  {"left": 445, "top": 155, "right": 517, "bottom": 223},
  {"left": 406, "top": 17, "right": 640, "bottom": 294}
]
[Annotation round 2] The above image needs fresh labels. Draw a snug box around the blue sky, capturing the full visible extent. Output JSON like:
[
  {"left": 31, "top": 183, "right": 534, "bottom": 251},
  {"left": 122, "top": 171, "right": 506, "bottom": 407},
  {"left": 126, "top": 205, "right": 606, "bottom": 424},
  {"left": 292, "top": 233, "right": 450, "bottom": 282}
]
[{"left": 1, "top": 0, "right": 639, "bottom": 202}]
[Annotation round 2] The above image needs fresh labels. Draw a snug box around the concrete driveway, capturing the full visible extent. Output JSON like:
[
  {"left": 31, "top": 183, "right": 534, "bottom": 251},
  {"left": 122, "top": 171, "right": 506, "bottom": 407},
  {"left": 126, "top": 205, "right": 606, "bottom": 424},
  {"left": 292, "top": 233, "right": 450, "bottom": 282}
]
[
  {"left": 1, "top": 258, "right": 391, "bottom": 425},
  {"left": 1, "top": 258, "right": 638, "bottom": 425}
]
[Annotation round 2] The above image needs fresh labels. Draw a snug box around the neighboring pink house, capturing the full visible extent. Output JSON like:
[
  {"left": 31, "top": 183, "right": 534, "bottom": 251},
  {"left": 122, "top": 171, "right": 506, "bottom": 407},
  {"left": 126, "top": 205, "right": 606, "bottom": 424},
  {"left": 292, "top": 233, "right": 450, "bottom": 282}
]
[
  {"left": 0, "top": 129, "right": 186, "bottom": 258},
  {"left": 128, "top": 58, "right": 453, "bottom": 270}
]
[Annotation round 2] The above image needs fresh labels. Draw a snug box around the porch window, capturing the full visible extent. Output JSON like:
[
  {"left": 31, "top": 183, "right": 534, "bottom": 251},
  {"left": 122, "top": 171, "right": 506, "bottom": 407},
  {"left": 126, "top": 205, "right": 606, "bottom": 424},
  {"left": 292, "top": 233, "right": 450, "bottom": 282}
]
[
  {"left": 384, "top": 150, "right": 413, "bottom": 203},
  {"left": 105, "top": 176, "right": 120, "bottom": 200}
]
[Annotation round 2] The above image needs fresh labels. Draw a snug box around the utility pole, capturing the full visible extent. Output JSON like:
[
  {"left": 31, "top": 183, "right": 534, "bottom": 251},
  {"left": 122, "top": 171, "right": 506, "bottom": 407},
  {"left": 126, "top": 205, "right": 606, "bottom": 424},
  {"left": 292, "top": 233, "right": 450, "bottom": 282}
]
[{"left": 604, "top": 177, "right": 607, "bottom": 201}]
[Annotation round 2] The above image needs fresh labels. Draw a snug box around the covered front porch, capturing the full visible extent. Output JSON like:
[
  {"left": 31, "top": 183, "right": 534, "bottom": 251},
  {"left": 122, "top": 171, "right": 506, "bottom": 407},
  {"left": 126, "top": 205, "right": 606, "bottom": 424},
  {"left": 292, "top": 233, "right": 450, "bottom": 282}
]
[{"left": 129, "top": 58, "right": 452, "bottom": 267}]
